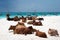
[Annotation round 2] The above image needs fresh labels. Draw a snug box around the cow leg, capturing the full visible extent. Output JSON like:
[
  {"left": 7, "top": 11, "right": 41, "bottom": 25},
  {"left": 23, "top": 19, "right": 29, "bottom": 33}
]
[{"left": 13, "top": 29, "right": 17, "bottom": 34}]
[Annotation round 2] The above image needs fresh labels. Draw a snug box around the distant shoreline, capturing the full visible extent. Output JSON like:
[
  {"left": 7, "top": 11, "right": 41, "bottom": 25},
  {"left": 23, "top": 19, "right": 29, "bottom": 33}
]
[{"left": 0, "top": 12, "right": 60, "bottom": 19}]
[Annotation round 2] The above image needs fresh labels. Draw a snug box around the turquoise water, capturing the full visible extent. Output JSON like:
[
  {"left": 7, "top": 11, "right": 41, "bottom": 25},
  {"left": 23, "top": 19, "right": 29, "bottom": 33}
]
[{"left": 0, "top": 12, "right": 60, "bottom": 19}]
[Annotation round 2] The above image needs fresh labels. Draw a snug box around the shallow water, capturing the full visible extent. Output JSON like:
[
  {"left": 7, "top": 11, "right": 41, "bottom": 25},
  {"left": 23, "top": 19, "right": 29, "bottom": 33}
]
[{"left": 0, "top": 12, "right": 60, "bottom": 19}]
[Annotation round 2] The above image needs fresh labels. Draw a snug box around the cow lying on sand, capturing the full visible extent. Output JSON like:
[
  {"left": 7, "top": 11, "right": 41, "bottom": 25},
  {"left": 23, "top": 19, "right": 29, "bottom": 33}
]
[
  {"left": 48, "top": 28, "right": 59, "bottom": 36},
  {"left": 14, "top": 26, "right": 37, "bottom": 35},
  {"left": 7, "top": 16, "right": 20, "bottom": 21},
  {"left": 7, "top": 18, "right": 14, "bottom": 21},
  {"left": 13, "top": 16, "right": 20, "bottom": 21},
  {"left": 6, "top": 13, "right": 20, "bottom": 21},
  {"left": 35, "top": 30, "right": 47, "bottom": 38},
  {"left": 23, "top": 26, "right": 37, "bottom": 35},
  {"left": 9, "top": 24, "right": 37, "bottom": 35},
  {"left": 6, "top": 14, "right": 14, "bottom": 21},
  {"left": 28, "top": 20, "right": 43, "bottom": 26},
  {"left": 16, "top": 22, "right": 25, "bottom": 26},
  {"left": 27, "top": 16, "right": 37, "bottom": 20},
  {"left": 36, "top": 18, "right": 44, "bottom": 21},
  {"left": 27, "top": 20, "right": 35, "bottom": 24},
  {"left": 33, "top": 21, "right": 43, "bottom": 26},
  {"left": 21, "top": 18, "right": 27, "bottom": 22},
  {"left": 9, "top": 22, "right": 25, "bottom": 32},
  {"left": 18, "top": 16, "right": 27, "bottom": 22},
  {"left": 13, "top": 22, "right": 26, "bottom": 34}
]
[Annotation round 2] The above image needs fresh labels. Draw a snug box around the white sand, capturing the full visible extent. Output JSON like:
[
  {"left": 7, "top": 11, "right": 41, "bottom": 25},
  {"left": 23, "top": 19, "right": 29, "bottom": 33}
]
[{"left": 0, "top": 16, "right": 60, "bottom": 40}]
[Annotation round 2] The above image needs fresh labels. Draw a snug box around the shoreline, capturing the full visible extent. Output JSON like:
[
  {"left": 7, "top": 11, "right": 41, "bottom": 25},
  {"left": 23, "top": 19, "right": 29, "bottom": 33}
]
[{"left": 0, "top": 15, "right": 60, "bottom": 19}]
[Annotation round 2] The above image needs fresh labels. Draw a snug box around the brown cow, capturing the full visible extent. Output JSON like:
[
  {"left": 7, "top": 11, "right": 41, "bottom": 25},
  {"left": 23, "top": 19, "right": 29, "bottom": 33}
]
[
  {"left": 28, "top": 26, "right": 37, "bottom": 32},
  {"left": 27, "top": 17, "right": 32, "bottom": 20},
  {"left": 21, "top": 18, "right": 27, "bottom": 22},
  {"left": 14, "top": 25, "right": 37, "bottom": 35},
  {"left": 36, "top": 18, "right": 44, "bottom": 21},
  {"left": 33, "top": 21, "right": 43, "bottom": 26},
  {"left": 35, "top": 30, "right": 47, "bottom": 38},
  {"left": 32, "top": 16, "right": 37, "bottom": 20},
  {"left": 23, "top": 28, "right": 33, "bottom": 35},
  {"left": 48, "top": 28, "right": 59, "bottom": 36},
  {"left": 16, "top": 22, "right": 25, "bottom": 26},
  {"left": 6, "top": 14, "right": 20, "bottom": 21},
  {"left": 7, "top": 18, "right": 14, "bottom": 21},
  {"left": 23, "top": 26, "right": 37, "bottom": 35},
  {"left": 27, "top": 16, "right": 37, "bottom": 20},
  {"left": 13, "top": 16, "right": 20, "bottom": 21},
  {"left": 27, "top": 20, "right": 35, "bottom": 24},
  {"left": 14, "top": 28, "right": 25, "bottom": 34},
  {"left": 9, "top": 22, "right": 26, "bottom": 34},
  {"left": 14, "top": 23, "right": 26, "bottom": 34},
  {"left": 20, "top": 16, "right": 27, "bottom": 22},
  {"left": 28, "top": 26, "right": 33, "bottom": 30}
]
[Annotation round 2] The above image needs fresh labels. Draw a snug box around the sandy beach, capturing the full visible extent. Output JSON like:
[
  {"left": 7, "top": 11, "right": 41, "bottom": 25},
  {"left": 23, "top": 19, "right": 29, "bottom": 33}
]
[{"left": 0, "top": 16, "right": 60, "bottom": 40}]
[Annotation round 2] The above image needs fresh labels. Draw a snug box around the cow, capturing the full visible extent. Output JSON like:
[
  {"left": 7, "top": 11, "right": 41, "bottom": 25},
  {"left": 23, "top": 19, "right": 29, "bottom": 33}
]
[
  {"left": 16, "top": 22, "right": 25, "bottom": 26},
  {"left": 7, "top": 18, "right": 14, "bottom": 21},
  {"left": 27, "top": 17, "right": 32, "bottom": 20},
  {"left": 33, "top": 21, "right": 43, "bottom": 26},
  {"left": 20, "top": 16, "right": 27, "bottom": 22},
  {"left": 14, "top": 28, "right": 25, "bottom": 34},
  {"left": 23, "top": 28, "right": 33, "bottom": 35},
  {"left": 48, "top": 28, "right": 59, "bottom": 36},
  {"left": 14, "top": 23, "right": 26, "bottom": 34},
  {"left": 21, "top": 18, "right": 27, "bottom": 22},
  {"left": 28, "top": 26, "right": 37, "bottom": 32},
  {"left": 6, "top": 14, "right": 14, "bottom": 21},
  {"left": 14, "top": 25, "right": 37, "bottom": 35},
  {"left": 13, "top": 16, "right": 20, "bottom": 21},
  {"left": 37, "top": 18, "right": 44, "bottom": 21},
  {"left": 27, "top": 16, "right": 37, "bottom": 20},
  {"left": 6, "top": 14, "right": 20, "bottom": 21},
  {"left": 35, "top": 30, "right": 47, "bottom": 38},
  {"left": 27, "top": 20, "right": 35, "bottom": 24},
  {"left": 23, "top": 26, "right": 37, "bottom": 35}
]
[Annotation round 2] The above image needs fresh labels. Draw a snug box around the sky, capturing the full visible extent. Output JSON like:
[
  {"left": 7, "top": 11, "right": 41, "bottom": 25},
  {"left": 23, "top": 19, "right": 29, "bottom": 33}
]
[{"left": 0, "top": 0, "right": 60, "bottom": 12}]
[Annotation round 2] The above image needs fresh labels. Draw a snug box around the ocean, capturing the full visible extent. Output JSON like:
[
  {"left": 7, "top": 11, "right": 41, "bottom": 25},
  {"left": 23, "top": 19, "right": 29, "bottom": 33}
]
[{"left": 0, "top": 12, "right": 60, "bottom": 19}]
